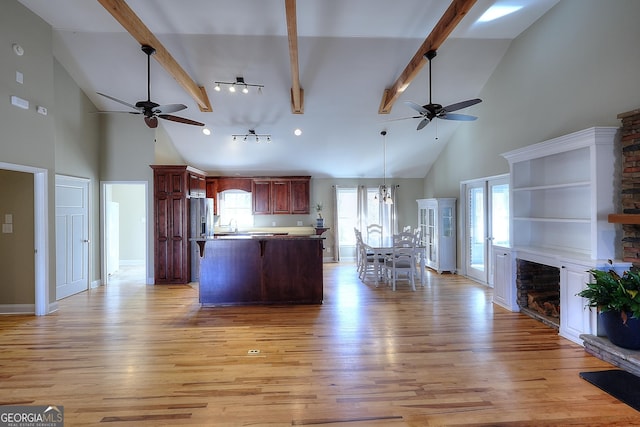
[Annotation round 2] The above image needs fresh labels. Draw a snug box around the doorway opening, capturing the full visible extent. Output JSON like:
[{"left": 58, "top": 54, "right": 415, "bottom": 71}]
[
  {"left": 102, "top": 182, "right": 148, "bottom": 285},
  {"left": 0, "top": 162, "right": 48, "bottom": 315}
]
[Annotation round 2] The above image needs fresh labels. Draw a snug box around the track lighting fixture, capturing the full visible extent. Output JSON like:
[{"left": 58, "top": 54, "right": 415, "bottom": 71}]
[
  {"left": 232, "top": 129, "right": 272, "bottom": 143},
  {"left": 213, "top": 77, "right": 264, "bottom": 94}
]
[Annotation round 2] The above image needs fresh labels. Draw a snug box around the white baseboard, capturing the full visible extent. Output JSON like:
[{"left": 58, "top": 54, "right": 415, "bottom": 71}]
[
  {"left": 47, "top": 302, "right": 59, "bottom": 314},
  {"left": 90, "top": 279, "right": 102, "bottom": 289}
]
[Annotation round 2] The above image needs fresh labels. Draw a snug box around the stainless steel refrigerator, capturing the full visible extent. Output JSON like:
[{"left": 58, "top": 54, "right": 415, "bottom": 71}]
[{"left": 190, "top": 197, "right": 214, "bottom": 282}]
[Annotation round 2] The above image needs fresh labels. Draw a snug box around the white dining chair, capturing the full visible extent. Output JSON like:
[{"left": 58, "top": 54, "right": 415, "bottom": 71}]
[
  {"left": 366, "top": 223, "right": 383, "bottom": 247},
  {"left": 384, "top": 233, "right": 417, "bottom": 291}
]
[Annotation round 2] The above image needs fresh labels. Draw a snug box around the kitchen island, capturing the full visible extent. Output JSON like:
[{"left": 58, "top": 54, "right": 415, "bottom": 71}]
[{"left": 194, "top": 235, "right": 324, "bottom": 305}]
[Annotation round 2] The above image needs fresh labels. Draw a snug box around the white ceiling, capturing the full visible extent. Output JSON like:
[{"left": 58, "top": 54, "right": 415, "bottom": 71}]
[{"left": 19, "top": 0, "right": 559, "bottom": 178}]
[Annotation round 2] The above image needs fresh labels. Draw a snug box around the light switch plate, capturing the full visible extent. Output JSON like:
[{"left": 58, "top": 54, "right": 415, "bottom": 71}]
[
  {"left": 5, "top": 214, "right": 12, "bottom": 224},
  {"left": 2, "top": 224, "right": 13, "bottom": 234}
]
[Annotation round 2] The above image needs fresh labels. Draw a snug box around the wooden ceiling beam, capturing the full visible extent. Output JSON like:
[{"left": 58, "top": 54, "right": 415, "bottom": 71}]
[
  {"left": 285, "top": 0, "right": 304, "bottom": 114},
  {"left": 378, "top": 0, "right": 477, "bottom": 114},
  {"left": 97, "top": 0, "right": 212, "bottom": 112}
]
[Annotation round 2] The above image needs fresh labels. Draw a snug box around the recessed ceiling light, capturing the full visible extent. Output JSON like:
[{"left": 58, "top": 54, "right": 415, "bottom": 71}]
[
  {"left": 202, "top": 128, "right": 211, "bottom": 136},
  {"left": 294, "top": 128, "right": 302, "bottom": 136},
  {"left": 477, "top": 5, "right": 522, "bottom": 23}
]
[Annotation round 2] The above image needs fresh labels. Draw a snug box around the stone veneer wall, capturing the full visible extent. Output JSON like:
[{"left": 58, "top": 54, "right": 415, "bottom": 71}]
[{"left": 619, "top": 109, "right": 640, "bottom": 268}]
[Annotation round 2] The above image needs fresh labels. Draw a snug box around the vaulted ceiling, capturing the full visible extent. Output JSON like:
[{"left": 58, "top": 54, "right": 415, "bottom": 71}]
[{"left": 19, "top": 0, "right": 559, "bottom": 178}]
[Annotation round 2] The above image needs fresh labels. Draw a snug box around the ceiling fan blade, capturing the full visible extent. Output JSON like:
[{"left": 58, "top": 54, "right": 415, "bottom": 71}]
[
  {"left": 153, "top": 104, "right": 187, "bottom": 115},
  {"left": 144, "top": 116, "right": 159, "bottom": 128},
  {"left": 158, "top": 114, "right": 205, "bottom": 126},
  {"left": 443, "top": 98, "right": 482, "bottom": 113},
  {"left": 93, "top": 110, "right": 142, "bottom": 115},
  {"left": 384, "top": 116, "right": 422, "bottom": 123},
  {"left": 404, "top": 101, "right": 428, "bottom": 114},
  {"left": 416, "top": 118, "right": 430, "bottom": 130},
  {"left": 439, "top": 113, "right": 478, "bottom": 121},
  {"left": 97, "top": 92, "right": 140, "bottom": 111}
]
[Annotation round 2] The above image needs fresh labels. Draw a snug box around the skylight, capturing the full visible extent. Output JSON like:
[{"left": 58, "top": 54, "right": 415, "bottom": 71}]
[{"left": 477, "top": 5, "right": 523, "bottom": 23}]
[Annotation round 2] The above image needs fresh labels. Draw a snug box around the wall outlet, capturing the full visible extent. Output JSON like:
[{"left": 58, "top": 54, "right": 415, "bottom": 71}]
[
  {"left": 297, "top": 221, "right": 303, "bottom": 226},
  {"left": 271, "top": 221, "right": 276, "bottom": 226}
]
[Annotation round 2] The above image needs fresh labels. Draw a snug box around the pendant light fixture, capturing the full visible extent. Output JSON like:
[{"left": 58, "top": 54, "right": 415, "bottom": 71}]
[{"left": 379, "top": 130, "right": 393, "bottom": 205}]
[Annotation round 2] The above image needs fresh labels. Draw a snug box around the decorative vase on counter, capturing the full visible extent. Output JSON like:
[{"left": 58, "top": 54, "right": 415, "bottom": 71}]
[
  {"left": 316, "top": 217, "right": 325, "bottom": 228},
  {"left": 600, "top": 310, "right": 640, "bottom": 350}
]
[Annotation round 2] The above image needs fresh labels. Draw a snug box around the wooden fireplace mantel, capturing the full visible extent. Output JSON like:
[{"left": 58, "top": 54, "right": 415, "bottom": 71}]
[{"left": 608, "top": 214, "right": 640, "bottom": 224}]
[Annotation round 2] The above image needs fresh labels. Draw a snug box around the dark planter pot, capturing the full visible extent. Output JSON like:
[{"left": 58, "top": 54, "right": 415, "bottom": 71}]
[
  {"left": 316, "top": 218, "right": 325, "bottom": 228},
  {"left": 600, "top": 310, "right": 640, "bottom": 350}
]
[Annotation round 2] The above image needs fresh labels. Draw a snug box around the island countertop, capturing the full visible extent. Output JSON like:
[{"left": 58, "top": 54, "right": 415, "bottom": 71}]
[{"left": 196, "top": 236, "right": 324, "bottom": 305}]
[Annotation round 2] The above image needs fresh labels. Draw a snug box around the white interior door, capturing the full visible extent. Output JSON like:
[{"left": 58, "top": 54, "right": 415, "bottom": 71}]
[{"left": 55, "top": 175, "right": 89, "bottom": 299}]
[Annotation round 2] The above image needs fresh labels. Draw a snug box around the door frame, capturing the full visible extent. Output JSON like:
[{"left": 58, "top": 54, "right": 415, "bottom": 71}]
[
  {"left": 0, "top": 162, "right": 49, "bottom": 315},
  {"left": 459, "top": 173, "right": 509, "bottom": 285}
]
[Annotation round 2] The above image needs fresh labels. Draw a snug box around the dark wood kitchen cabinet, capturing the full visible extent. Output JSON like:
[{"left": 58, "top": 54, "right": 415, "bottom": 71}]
[
  {"left": 251, "top": 176, "right": 310, "bottom": 215},
  {"left": 252, "top": 180, "right": 272, "bottom": 215},
  {"left": 151, "top": 165, "right": 206, "bottom": 284},
  {"left": 188, "top": 172, "right": 206, "bottom": 198},
  {"left": 271, "top": 180, "right": 291, "bottom": 214},
  {"left": 290, "top": 178, "right": 310, "bottom": 214}
]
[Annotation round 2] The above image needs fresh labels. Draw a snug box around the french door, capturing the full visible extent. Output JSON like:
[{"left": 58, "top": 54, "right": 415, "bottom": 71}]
[{"left": 461, "top": 175, "right": 509, "bottom": 285}]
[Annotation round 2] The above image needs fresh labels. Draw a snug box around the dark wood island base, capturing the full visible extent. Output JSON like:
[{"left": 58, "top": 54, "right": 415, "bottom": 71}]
[{"left": 195, "top": 236, "right": 324, "bottom": 305}]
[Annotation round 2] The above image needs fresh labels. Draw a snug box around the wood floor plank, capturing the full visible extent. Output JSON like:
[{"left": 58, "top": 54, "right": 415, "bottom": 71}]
[{"left": 0, "top": 262, "right": 638, "bottom": 425}]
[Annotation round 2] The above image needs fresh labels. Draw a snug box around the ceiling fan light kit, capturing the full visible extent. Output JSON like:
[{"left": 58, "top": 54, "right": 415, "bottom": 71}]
[
  {"left": 97, "top": 45, "right": 204, "bottom": 129},
  {"left": 214, "top": 77, "right": 264, "bottom": 94}
]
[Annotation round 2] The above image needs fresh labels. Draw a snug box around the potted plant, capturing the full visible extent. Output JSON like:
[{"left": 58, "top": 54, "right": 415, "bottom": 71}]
[
  {"left": 578, "top": 267, "right": 640, "bottom": 349},
  {"left": 315, "top": 203, "right": 325, "bottom": 228}
]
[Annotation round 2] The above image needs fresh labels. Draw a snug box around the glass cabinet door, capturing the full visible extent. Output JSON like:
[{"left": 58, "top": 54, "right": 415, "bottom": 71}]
[{"left": 427, "top": 207, "right": 436, "bottom": 264}]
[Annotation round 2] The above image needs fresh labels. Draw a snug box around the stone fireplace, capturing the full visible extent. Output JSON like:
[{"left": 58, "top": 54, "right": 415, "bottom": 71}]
[
  {"left": 617, "top": 108, "right": 640, "bottom": 267},
  {"left": 581, "top": 108, "right": 640, "bottom": 375},
  {"left": 516, "top": 259, "right": 560, "bottom": 328}
]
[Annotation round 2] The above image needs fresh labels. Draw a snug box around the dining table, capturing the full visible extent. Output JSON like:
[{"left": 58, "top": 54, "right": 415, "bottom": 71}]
[{"left": 363, "top": 236, "right": 427, "bottom": 286}]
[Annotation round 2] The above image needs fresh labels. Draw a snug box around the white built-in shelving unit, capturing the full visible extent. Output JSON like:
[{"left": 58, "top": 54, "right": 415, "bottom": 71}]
[{"left": 500, "top": 127, "right": 629, "bottom": 345}]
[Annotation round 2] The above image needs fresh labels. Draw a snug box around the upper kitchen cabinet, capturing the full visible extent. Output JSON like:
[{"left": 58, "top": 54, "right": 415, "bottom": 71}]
[
  {"left": 252, "top": 179, "right": 273, "bottom": 215},
  {"left": 251, "top": 176, "right": 311, "bottom": 215},
  {"left": 290, "top": 178, "right": 311, "bottom": 214},
  {"left": 188, "top": 171, "right": 206, "bottom": 198}
]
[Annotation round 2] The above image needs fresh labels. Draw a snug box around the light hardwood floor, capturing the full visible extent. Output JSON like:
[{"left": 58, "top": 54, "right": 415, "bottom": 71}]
[{"left": 1, "top": 263, "right": 639, "bottom": 426}]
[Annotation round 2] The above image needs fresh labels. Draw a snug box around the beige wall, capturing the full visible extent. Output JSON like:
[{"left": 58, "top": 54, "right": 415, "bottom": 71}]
[
  {"left": 0, "top": 171, "right": 35, "bottom": 304},
  {"left": 424, "top": 0, "right": 640, "bottom": 198},
  {"left": 1, "top": 1, "right": 57, "bottom": 306}
]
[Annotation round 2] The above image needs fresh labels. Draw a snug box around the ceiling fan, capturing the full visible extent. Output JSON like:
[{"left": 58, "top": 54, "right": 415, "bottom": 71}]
[
  {"left": 97, "top": 45, "right": 204, "bottom": 129},
  {"left": 403, "top": 49, "right": 482, "bottom": 131}
]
